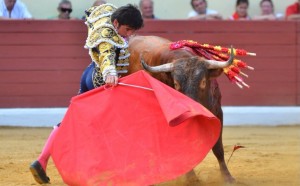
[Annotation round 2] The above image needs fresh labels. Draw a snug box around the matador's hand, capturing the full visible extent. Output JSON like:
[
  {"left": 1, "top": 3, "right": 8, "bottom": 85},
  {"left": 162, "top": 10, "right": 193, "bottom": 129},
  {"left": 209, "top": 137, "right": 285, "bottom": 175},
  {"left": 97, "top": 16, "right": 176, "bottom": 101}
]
[{"left": 105, "top": 75, "right": 119, "bottom": 86}]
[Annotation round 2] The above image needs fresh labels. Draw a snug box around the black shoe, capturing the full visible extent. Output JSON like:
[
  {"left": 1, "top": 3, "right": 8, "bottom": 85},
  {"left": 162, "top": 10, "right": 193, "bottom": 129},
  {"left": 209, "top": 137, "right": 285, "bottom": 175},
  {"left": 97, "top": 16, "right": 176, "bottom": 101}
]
[{"left": 29, "top": 160, "right": 50, "bottom": 184}]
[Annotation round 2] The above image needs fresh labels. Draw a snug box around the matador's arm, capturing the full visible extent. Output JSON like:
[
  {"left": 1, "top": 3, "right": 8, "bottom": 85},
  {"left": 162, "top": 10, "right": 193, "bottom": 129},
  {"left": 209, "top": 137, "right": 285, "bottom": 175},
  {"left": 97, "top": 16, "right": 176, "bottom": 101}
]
[{"left": 95, "top": 42, "right": 117, "bottom": 81}]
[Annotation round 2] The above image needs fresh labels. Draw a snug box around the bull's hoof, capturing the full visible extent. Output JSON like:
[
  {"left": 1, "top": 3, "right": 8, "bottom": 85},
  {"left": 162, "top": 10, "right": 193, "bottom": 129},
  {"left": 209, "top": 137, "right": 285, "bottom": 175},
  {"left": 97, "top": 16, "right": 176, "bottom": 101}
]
[
  {"left": 29, "top": 160, "right": 50, "bottom": 184},
  {"left": 224, "top": 175, "right": 236, "bottom": 184},
  {"left": 186, "top": 170, "right": 201, "bottom": 182}
]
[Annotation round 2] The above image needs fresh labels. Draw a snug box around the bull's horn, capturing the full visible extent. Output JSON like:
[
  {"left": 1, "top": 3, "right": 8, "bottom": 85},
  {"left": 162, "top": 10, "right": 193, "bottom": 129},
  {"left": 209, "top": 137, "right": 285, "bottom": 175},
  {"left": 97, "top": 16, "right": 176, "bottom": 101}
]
[
  {"left": 141, "top": 58, "right": 174, "bottom": 73},
  {"left": 204, "top": 46, "right": 235, "bottom": 69}
]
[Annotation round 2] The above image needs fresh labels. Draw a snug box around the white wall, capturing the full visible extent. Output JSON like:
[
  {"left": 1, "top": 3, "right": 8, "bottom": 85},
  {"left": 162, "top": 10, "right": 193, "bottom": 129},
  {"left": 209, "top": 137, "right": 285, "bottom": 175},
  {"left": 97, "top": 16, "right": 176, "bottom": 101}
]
[
  {"left": 22, "top": 0, "right": 296, "bottom": 20},
  {"left": 2, "top": 107, "right": 300, "bottom": 126}
]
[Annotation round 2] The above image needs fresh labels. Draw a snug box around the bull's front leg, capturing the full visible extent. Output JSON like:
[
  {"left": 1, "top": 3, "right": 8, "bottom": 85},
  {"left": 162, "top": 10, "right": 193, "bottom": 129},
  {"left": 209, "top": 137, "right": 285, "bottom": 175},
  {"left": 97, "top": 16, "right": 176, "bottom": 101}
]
[
  {"left": 212, "top": 107, "right": 235, "bottom": 183},
  {"left": 209, "top": 80, "right": 235, "bottom": 183}
]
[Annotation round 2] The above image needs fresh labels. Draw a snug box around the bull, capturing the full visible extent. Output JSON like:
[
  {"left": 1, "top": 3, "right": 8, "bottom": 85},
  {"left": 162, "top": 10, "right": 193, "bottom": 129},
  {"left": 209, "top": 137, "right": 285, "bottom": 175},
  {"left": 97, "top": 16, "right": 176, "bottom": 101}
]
[{"left": 127, "top": 35, "right": 236, "bottom": 183}]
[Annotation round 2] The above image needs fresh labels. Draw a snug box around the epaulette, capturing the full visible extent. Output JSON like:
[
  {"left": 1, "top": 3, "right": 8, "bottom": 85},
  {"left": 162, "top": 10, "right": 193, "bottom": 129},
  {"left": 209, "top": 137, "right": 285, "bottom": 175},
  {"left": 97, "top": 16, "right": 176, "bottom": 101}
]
[
  {"left": 85, "top": 3, "right": 117, "bottom": 24},
  {"left": 84, "top": 23, "right": 127, "bottom": 49}
]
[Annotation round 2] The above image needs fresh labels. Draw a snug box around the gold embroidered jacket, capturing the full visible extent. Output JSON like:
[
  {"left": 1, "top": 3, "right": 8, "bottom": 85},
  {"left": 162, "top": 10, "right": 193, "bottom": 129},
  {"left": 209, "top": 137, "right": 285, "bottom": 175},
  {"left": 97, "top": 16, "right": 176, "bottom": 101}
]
[{"left": 84, "top": 4, "right": 130, "bottom": 82}]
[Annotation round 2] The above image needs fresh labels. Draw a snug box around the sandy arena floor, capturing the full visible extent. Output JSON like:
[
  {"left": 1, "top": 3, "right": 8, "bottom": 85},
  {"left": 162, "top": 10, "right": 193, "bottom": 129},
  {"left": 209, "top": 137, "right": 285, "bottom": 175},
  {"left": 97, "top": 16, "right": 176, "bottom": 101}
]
[{"left": 0, "top": 125, "right": 299, "bottom": 186}]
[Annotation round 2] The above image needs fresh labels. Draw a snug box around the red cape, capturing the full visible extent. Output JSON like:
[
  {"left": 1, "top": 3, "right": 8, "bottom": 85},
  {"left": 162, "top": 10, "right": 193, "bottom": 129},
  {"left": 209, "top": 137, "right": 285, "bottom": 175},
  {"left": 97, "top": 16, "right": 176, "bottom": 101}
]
[{"left": 51, "top": 70, "right": 221, "bottom": 186}]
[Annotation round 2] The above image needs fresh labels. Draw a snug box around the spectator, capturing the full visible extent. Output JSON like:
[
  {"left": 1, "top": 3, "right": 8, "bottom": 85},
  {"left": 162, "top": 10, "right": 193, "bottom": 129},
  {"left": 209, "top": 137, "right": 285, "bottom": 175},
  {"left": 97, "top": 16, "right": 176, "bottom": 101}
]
[
  {"left": 55, "top": 0, "right": 76, "bottom": 20},
  {"left": 188, "top": 0, "right": 222, "bottom": 20},
  {"left": 252, "top": 0, "right": 283, "bottom": 20},
  {"left": 139, "top": 0, "right": 157, "bottom": 19},
  {"left": 0, "top": 0, "right": 32, "bottom": 19},
  {"left": 229, "top": 0, "right": 250, "bottom": 20},
  {"left": 92, "top": 0, "right": 106, "bottom": 7},
  {"left": 285, "top": 0, "right": 300, "bottom": 20}
]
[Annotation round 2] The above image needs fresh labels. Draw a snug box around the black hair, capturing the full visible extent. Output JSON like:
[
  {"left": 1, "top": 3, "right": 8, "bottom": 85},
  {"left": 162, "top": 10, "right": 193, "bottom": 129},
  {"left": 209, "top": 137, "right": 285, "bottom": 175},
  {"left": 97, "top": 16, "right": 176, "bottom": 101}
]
[
  {"left": 260, "top": 0, "right": 273, "bottom": 7},
  {"left": 236, "top": 0, "right": 249, "bottom": 6},
  {"left": 111, "top": 4, "right": 144, "bottom": 30}
]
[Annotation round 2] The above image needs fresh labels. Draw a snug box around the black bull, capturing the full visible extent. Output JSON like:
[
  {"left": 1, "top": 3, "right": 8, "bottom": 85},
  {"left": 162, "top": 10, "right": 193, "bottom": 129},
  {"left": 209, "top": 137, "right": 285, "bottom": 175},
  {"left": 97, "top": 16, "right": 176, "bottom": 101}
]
[{"left": 127, "top": 35, "right": 235, "bottom": 183}]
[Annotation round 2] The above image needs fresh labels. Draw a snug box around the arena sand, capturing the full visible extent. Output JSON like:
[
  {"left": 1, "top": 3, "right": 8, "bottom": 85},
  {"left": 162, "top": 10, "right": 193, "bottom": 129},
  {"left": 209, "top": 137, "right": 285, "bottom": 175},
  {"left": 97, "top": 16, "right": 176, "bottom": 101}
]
[{"left": 0, "top": 125, "right": 299, "bottom": 186}]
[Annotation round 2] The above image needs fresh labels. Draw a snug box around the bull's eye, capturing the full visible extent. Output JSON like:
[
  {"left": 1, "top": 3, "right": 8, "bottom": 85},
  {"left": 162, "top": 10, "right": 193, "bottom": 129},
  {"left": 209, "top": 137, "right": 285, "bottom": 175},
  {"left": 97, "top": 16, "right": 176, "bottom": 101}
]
[
  {"left": 200, "top": 78, "right": 206, "bottom": 89},
  {"left": 174, "top": 80, "right": 180, "bottom": 91}
]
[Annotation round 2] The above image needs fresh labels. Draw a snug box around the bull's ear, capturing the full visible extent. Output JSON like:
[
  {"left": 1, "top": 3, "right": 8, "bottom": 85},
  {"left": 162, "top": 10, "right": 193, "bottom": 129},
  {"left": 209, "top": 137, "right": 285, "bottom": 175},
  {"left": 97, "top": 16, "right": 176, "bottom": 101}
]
[{"left": 208, "top": 69, "right": 223, "bottom": 79}]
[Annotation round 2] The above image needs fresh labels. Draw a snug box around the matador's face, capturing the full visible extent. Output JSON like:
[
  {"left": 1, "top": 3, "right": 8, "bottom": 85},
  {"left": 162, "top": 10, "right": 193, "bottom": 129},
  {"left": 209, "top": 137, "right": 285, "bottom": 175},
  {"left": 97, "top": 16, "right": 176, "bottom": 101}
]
[{"left": 112, "top": 19, "right": 136, "bottom": 39}]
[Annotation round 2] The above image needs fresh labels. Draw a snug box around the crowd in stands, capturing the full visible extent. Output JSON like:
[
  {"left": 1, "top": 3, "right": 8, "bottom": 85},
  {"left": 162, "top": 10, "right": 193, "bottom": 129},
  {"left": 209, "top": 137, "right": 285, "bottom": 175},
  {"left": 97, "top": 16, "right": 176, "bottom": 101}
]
[
  {"left": 188, "top": 0, "right": 299, "bottom": 21},
  {"left": 0, "top": 0, "right": 299, "bottom": 21}
]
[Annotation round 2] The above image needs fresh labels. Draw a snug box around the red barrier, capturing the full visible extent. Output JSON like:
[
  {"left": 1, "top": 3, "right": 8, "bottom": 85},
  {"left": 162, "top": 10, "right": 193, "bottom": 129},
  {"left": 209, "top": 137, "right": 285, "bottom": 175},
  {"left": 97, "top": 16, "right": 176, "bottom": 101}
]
[{"left": 0, "top": 20, "right": 299, "bottom": 107}]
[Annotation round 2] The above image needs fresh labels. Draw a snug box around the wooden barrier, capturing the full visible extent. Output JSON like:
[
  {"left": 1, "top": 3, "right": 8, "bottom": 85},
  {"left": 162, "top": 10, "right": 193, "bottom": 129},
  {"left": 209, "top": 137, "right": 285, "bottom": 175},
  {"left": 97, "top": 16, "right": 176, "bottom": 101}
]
[
  {"left": 0, "top": 20, "right": 299, "bottom": 108},
  {"left": 0, "top": 20, "right": 88, "bottom": 107},
  {"left": 297, "top": 22, "right": 300, "bottom": 105}
]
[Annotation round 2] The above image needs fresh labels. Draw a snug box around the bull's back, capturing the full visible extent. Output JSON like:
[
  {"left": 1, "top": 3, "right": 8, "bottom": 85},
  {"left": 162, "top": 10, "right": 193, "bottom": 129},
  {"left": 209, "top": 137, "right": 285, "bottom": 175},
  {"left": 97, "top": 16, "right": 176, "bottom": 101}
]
[
  {"left": 127, "top": 36, "right": 175, "bottom": 86},
  {"left": 128, "top": 36, "right": 171, "bottom": 73}
]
